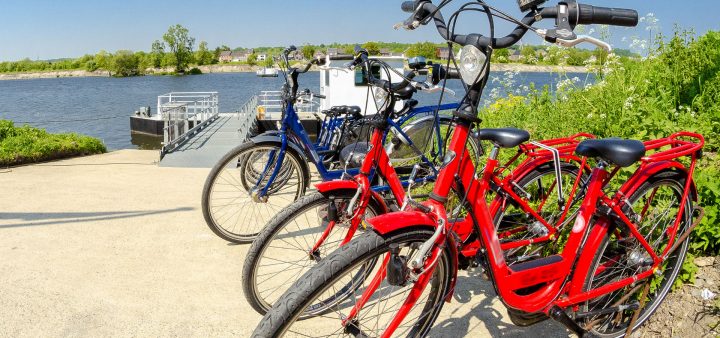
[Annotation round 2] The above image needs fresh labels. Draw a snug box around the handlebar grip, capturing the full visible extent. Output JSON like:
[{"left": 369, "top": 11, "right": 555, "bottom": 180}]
[
  {"left": 576, "top": 4, "right": 639, "bottom": 27},
  {"left": 401, "top": 1, "right": 416, "bottom": 13}
]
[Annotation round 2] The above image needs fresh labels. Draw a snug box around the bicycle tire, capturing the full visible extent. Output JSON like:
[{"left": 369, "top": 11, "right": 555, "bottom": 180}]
[
  {"left": 201, "top": 142, "right": 308, "bottom": 243},
  {"left": 252, "top": 228, "right": 453, "bottom": 337}
]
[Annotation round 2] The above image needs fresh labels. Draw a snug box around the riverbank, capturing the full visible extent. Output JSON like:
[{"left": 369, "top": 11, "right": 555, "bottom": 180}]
[
  {"left": 0, "top": 120, "right": 106, "bottom": 166},
  {"left": 0, "top": 63, "right": 588, "bottom": 81}
]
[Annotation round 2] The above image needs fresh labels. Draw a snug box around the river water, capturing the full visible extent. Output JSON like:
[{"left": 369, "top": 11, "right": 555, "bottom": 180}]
[{"left": 0, "top": 71, "right": 593, "bottom": 150}]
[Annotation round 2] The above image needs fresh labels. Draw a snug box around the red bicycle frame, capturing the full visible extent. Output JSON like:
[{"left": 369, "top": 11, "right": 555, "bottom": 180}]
[
  {"left": 355, "top": 122, "right": 703, "bottom": 336},
  {"left": 311, "top": 129, "right": 595, "bottom": 257}
]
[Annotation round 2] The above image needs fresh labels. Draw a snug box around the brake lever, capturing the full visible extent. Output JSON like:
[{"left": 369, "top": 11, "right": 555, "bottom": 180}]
[
  {"left": 556, "top": 35, "right": 613, "bottom": 52},
  {"left": 321, "top": 66, "right": 351, "bottom": 72},
  {"left": 394, "top": 18, "right": 420, "bottom": 30},
  {"left": 419, "top": 83, "right": 456, "bottom": 97}
]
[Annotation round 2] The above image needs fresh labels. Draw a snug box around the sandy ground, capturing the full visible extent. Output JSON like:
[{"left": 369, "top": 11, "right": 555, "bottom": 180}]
[{"left": 0, "top": 150, "right": 569, "bottom": 337}]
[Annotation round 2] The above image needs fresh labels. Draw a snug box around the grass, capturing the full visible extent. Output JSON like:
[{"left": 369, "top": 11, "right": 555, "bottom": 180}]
[{"left": 0, "top": 120, "right": 106, "bottom": 166}]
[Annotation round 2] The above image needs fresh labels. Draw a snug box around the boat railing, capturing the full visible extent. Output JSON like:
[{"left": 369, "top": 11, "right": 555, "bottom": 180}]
[
  {"left": 256, "top": 90, "right": 321, "bottom": 120},
  {"left": 160, "top": 92, "right": 219, "bottom": 158}
]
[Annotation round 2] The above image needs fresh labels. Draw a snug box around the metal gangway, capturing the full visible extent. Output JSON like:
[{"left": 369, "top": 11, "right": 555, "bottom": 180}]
[
  {"left": 158, "top": 92, "right": 258, "bottom": 167},
  {"left": 160, "top": 92, "right": 219, "bottom": 156}
]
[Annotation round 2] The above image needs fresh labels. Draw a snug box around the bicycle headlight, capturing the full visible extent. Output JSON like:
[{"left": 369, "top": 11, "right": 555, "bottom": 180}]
[
  {"left": 457, "top": 45, "right": 488, "bottom": 85},
  {"left": 372, "top": 86, "right": 390, "bottom": 111}
]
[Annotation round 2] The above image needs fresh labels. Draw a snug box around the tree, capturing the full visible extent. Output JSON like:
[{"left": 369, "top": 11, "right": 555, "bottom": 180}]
[
  {"left": 362, "top": 41, "right": 381, "bottom": 55},
  {"left": 406, "top": 42, "right": 438, "bottom": 59},
  {"left": 195, "top": 41, "right": 214, "bottom": 66},
  {"left": 111, "top": 50, "right": 140, "bottom": 77},
  {"left": 150, "top": 40, "right": 165, "bottom": 68},
  {"left": 263, "top": 55, "right": 274, "bottom": 68},
  {"left": 94, "top": 50, "right": 111, "bottom": 70},
  {"left": 247, "top": 53, "right": 257, "bottom": 66},
  {"left": 491, "top": 48, "right": 510, "bottom": 63},
  {"left": 301, "top": 45, "right": 315, "bottom": 60},
  {"left": 162, "top": 24, "right": 195, "bottom": 73}
]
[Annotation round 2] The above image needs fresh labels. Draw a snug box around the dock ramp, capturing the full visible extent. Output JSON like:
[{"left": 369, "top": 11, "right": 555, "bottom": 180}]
[{"left": 159, "top": 96, "right": 257, "bottom": 168}]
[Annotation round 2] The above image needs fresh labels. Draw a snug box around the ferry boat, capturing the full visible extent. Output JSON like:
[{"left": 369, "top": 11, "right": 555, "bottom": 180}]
[
  {"left": 254, "top": 55, "right": 406, "bottom": 134},
  {"left": 256, "top": 68, "right": 279, "bottom": 77}
]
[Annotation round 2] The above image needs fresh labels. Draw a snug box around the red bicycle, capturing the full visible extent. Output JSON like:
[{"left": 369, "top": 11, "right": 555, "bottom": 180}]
[
  {"left": 242, "top": 55, "right": 593, "bottom": 316},
  {"left": 253, "top": 1, "right": 705, "bottom": 337}
]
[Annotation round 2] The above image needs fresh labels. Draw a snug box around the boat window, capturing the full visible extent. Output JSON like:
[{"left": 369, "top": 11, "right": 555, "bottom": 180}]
[
  {"left": 325, "top": 70, "right": 330, "bottom": 87},
  {"left": 354, "top": 64, "right": 382, "bottom": 86}
]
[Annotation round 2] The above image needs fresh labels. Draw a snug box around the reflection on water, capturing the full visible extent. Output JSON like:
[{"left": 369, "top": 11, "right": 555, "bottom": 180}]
[{"left": 130, "top": 133, "right": 163, "bottom": 150}]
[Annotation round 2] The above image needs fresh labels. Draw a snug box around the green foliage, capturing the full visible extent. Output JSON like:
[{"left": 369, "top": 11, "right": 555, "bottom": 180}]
[
  {"left": 406, "top": 42, "right": 442, "bottom": 59},
  {"left": 301, "top": 45, "right": 316, "bottom": 60},
  {"left": 150, "top": 40, "right": 165, "bottom": 68},
  {"left": 187, "top": 67, "right": 202, "bottom": 75},
  {"left": 362, "top": 41, "right": 381, "bottom": 56},
  {"left": 263, "top": 56, "right": 274, "bottom": 68},
  {"left": 162, "top": 24, "right": 195, "bottom": 73},
  {"left": 480, "top": 30, "right": 720, "bottom": 268},
  {"left": 247, "top": 53, "right": 257, "bottom": 66},
  {"left": 194, "top": 41, "right": 215, "bottom": 66},
  {"left": 675, "top": 252, "right": 698, "bottom": 290},
  {"left": 110, "top": 50, "right": 140, "bottom": 77},
  {"left": 0, "top": 120, "right": 106, "bottom": 166}
]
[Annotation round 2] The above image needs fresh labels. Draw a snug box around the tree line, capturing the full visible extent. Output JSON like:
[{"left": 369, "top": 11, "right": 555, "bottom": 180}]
[{"left": 0, "top": 24, "right": 637, "bottom": 76}]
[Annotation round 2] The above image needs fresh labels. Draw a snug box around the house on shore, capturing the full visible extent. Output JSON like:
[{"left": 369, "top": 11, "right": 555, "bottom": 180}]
[
  {"left": 436, "top": 47, "right": 451, "bottom": 60},
  {"left": 327, "top": 48, "right": 340, "bottom": 57},
  {"left": 508, "top": 49, "right": 522, "bottom": 62},
  {"left": 219, "top": 49, "right": 255, "bottom": 63}
]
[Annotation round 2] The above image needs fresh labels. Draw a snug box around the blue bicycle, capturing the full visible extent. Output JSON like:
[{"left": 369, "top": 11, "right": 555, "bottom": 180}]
[{"left": 201, "top": 46, "right": 468, "bottom": 243}]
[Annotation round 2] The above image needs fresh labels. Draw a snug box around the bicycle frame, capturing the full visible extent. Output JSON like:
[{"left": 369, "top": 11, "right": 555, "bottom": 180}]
[{"left": 359, "top": 128, "right": 703, "bottom": 335}]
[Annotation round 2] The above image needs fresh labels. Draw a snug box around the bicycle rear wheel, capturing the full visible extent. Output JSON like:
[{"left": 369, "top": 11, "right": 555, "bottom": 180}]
[
  {"left": 252, "top": 228, "right": 453, "bottom": 338},
  {"left": 581, "top": 170, "right": 693, "bottom": 337},
  {"left": 201, "top": 142, "right": 308, "bottom": 243}
]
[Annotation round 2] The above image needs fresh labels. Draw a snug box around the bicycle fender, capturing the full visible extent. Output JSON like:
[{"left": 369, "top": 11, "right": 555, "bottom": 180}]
[
  {"left": 368, "top": 211, "right": 436, "bottom": 234},
  {"left": 315, "top": 180, "right": 391, "bottom": 214},
  {"left": 620, "top": 161, "right": 698, "bottom": 201},
  {"left": 368, "top": 211, "right": 460, "bottom": 303},
  {"left": 249, "top": 134, "right": 312, "bottom": 188}
]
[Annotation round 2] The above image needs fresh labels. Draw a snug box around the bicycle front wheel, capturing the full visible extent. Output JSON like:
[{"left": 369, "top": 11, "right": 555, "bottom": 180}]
[
  {"left": 201, "top": 142, "right": 308, "bottom": 243},
  {"left": 242, "top": 191, "right": 383, "bottom": 315},
  {"left": 252, "top": 228, "right": 453, "bottom": 338}
]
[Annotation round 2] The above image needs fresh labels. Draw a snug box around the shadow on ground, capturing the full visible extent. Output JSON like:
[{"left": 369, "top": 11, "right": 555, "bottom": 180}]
[
  {"left": 0, "top": 207, "right": 195, "bottom": 229},
  {"left": 432, "top": 270, "right": 569, "bottom": 337}
]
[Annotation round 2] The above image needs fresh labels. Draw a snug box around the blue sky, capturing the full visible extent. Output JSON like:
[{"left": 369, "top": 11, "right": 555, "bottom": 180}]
[{"left": 1, "top": 0, "right": 718, "bottom": 61}]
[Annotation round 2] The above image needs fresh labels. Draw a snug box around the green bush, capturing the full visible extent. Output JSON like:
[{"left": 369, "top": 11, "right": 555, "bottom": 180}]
[
  {"left": 0, "top": 120, "right": 106, "bottom": 166},
  {"left": 480, "top": 30, "right": 720, "bottom": 265},
  {"left": 187, "top": 67, "right": 203, "bottom": 75}
]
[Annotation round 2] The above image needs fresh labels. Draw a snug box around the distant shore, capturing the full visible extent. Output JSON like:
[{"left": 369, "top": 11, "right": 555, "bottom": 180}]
[{"left": 0, "top": 63, "right": 588, "bottom": 81}]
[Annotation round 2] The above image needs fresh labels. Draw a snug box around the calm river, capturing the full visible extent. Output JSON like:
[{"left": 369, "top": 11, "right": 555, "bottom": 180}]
[{"left": 0, "top": 71, "right": 593, "bottom": 150}]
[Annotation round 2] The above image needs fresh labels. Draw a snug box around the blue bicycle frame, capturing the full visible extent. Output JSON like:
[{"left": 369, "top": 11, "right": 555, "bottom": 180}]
[{"left": 254, "top": 100, "right": 460, "bottom": 199}]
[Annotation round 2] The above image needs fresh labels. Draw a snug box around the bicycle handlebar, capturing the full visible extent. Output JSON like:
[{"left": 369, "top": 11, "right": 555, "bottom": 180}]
[{"left": 401, "top": 1, "right": 637, "bottom": 50}]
